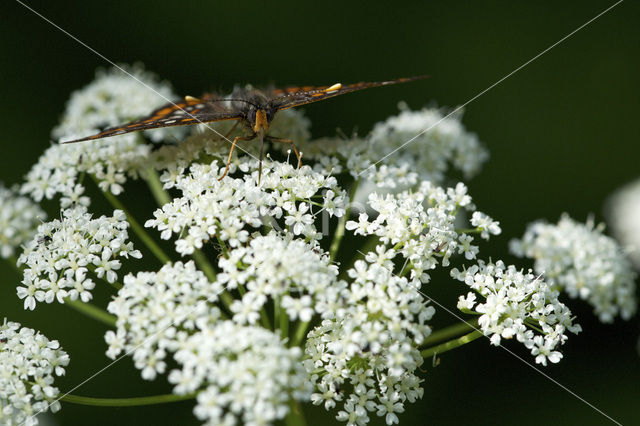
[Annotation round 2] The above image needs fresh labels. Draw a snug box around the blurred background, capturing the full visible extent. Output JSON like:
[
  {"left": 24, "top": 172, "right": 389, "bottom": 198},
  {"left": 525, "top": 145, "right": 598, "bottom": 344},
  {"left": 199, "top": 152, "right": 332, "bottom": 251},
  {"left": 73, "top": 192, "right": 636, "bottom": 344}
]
[{"left": 1, "top": 1, "right": 639, "bottom": 425}]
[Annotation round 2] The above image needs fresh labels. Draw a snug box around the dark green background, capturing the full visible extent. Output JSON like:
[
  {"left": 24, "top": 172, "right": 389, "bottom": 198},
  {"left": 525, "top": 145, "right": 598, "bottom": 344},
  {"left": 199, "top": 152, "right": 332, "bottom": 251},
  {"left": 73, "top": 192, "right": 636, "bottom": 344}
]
[{"left": 1, "top": 1, "right": 639, "bottom": 425}]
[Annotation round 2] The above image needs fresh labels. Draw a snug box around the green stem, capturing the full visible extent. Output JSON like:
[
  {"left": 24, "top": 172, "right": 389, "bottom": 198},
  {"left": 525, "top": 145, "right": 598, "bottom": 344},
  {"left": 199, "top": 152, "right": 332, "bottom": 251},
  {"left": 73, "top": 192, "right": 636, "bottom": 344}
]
[
  {"left": 192, "top": 249, "right": 218, "bottom": 282},
  {"left": 420, "top": 330, "right": 483, "bottom": 359},
  {"left": 108, "top": 280, "right": 123, "bottom": 290},
  {"left": 260, "top": 304, "right": 272, "bottom": 330},
  {"left": 422, "top": 318, "right": 479, "bottom": 346},
  {"left": 274, "top": 297, "right": 280, "bottom": 331},
  {"left": 456, "top": 228, "right": 481, "bottom": 234},
  {"left": 292, "top": 321, "right": 309, "bottom": 347},
  {"left": 143, "top": 167, "right": 172, "bottom": 206},
  {"left": 190, "top": 249, "right": 217, "bottom": 282},
  {"left": 61, "top": 392, "right": 196, "bottom": 407},
  {"left": 329, "top": 179, "right": 359, "bottom": 261},
  {"left": 64, "top": 299, "right": 116, "bottom": 327},
  {"left": 100, "top": 187, "right": 171, "bottom": 265},
  {"left": 189, "top": 249, "right": 233, "bottom": 309},
  {"left": 280, "top": 305, "right": 289, "bottom": 340}
]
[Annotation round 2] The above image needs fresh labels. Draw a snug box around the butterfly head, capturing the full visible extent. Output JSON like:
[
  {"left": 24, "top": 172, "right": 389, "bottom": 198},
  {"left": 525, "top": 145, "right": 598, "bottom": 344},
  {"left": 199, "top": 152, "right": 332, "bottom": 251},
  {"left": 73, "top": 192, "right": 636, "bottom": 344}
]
[{"left": 248, "top": 107, "right": 275, "bottom": 133}]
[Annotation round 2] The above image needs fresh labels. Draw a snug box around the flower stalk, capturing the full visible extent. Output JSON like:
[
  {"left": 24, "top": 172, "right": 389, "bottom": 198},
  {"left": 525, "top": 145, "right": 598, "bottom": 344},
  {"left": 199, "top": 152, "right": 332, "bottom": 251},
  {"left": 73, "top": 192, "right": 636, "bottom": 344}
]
[
  {"left": 98, "top": 181, "right": 171, "bottom": 264},
  {"left": 329, "top": 179, "right": 359, "bottom": 261},
  {"left": 422, "top": 318, "right": 479, "bottom": 347},
  {"left": 61, "top": 392, "right": 196, "bottom": 407},
  {"left": 420, "top": 330, "right": 483, "bottom": 359},
  {"left": 64, "top": 298, "right": 117, "bottom": 327}
]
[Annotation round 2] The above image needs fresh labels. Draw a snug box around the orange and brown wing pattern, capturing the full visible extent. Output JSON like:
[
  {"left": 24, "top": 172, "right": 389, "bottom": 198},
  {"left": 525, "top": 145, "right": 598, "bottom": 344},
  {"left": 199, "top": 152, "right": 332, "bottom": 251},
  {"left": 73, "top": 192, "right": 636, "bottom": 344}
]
[
  {"left": 62, "top": 94, "right": 242, "bottom": 143},
  {"left": 270, "top": 75, "right": 428, "bottom": 111}
]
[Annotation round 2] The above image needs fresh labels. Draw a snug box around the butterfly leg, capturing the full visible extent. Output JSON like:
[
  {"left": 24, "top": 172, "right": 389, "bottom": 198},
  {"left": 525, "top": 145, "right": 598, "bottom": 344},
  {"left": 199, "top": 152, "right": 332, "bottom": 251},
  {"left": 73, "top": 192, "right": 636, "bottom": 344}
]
[
  {"left": 266, "top": 136, "right": 302, "bottom": 168},
  {"left": 218, "top": 134, "right": 255, "bottom": 181}
]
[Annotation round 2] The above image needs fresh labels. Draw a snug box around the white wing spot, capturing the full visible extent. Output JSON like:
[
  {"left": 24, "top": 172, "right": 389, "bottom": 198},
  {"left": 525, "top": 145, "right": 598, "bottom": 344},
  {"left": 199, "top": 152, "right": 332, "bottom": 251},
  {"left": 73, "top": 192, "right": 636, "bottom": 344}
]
[{"left": 325, "top": 83, "right": 342, "bottom": 94}]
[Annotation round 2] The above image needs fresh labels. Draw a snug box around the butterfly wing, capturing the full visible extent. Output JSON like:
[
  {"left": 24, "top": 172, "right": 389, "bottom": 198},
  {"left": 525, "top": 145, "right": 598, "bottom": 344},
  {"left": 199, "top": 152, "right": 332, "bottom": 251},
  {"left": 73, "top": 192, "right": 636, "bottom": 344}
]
[
  {"left": 269, "top": 75, "right": 428, "bottom": 111},
  {"left": 61, "top": 94, "right": 242, "bottom": 143}
]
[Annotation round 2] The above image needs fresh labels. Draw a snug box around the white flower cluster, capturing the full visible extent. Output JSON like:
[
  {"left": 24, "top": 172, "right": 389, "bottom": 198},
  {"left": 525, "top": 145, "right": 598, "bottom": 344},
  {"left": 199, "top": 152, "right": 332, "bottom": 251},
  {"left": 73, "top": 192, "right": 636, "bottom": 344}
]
[
  {"left": 452, "top": 260, "right": 582, "bottom": 366},
  {"left": 17, "top": 207, "right": 141, "bottom": 310},
  {"left": 287, "top": 105, "right": 488, "bottom": 191},
  {"left": 606, "top": 177, "right": 640, "bottom": 269},
  {"left": 145, "top": 159, "right": 348, "bottom": 255},
  {"left": 0, "top": 184, "right": 45, "bottom": 259},
  {"left": 347, "top": 181, "right": 501, "bottom": 283},
  {"left": 306, "top": 258, "right": 434, "bottom": 426},
  {"left": 105, "top": 261, "right": 224, "bottom": 380},
  {"left": 118, "top": 160, "right": 463, "bottom": 425},
  {"left": 510, "top": 215, "right": 637, "bottom": 323},
  {"left": 367, "top": 106, "right": 488, "bottom": 183},
  {"left": 218, "top": 234, "right": 343, "bottom": 325},
  {"left": 170, "top": 322, "right": 311, "bottom": 426},
  {"left": 0, "top": 319, "right": 69, "bottom": 426},
  {"left": 21, "top": 65, "right": 183, "bottom": 201},
  {"left": 106, "top": 260, "right": 312, "bottom": 425}
]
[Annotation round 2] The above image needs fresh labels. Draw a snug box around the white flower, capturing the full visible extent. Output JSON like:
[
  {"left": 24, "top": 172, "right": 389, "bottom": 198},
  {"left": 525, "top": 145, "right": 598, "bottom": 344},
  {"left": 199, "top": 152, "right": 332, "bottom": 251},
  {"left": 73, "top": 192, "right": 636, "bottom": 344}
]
[
  {"left": 451, "top": 260, "right": 582, "bottom": 364},
  {"left": 105, "top": 261, "right": 224, "bottom": 379},
  {"left": 171, "top": 321, "right": 312, "bottom": 425},
  {"left": 376, "top": 392, "right": 404, "bottom": 425},
  {"left": 470, "top": 211, "right": 501, "bottom": 240},
  {"left": 0, "top": 318, "right": 69, "bottom": 426},
  {"left": 282, "top": 294, "right": 315, "bottom": 322},
  {"left": 284, "top": 202, "right": 314, "bottom": 235},
  {"left": 217, "top": 234, "right": 343, "bottom": 324},
  {"left": 511, "top": 214, "right": 637, "bottom": 322},
  {"left": 16, "top": 207, "right": 140, "bottom": 310},
  {"left": 457, "top": 293, "right": 477, "bottom": 310},
  {"left": 0, "top": 184, "right": 45, "bottom": 259},
  {"left": 306, "top": 257, "right": 434, "bottom": 425},
  {"left": 606, "top": 177, "right": 640, "bottom": 269}
]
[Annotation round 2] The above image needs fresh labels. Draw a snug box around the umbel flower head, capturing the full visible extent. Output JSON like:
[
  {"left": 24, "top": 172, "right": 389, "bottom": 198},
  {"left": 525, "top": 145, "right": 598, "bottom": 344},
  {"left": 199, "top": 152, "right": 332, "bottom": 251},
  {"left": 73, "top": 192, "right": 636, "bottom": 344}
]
[
  {"left": 17, "top": 206, "right": 141, "bottom": 310},
  {"left": 2, "top": 65, "right": 636, "bottom": 426},
  {"left": 511, "top": 214, "right": 637, "bottom": 323},
  {"left": 0, "top": 319, "right": 69, "bottom": 426},
  {"left": 452, "top": 260, "right": 582, "bottom": 366}
]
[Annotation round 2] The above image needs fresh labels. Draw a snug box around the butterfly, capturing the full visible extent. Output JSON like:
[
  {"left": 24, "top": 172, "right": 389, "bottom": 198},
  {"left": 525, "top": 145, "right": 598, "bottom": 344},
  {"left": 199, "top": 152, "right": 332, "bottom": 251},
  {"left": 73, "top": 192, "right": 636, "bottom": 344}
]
[{"left": 62, "top": 75, "right": 427, "bottom": 181}]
